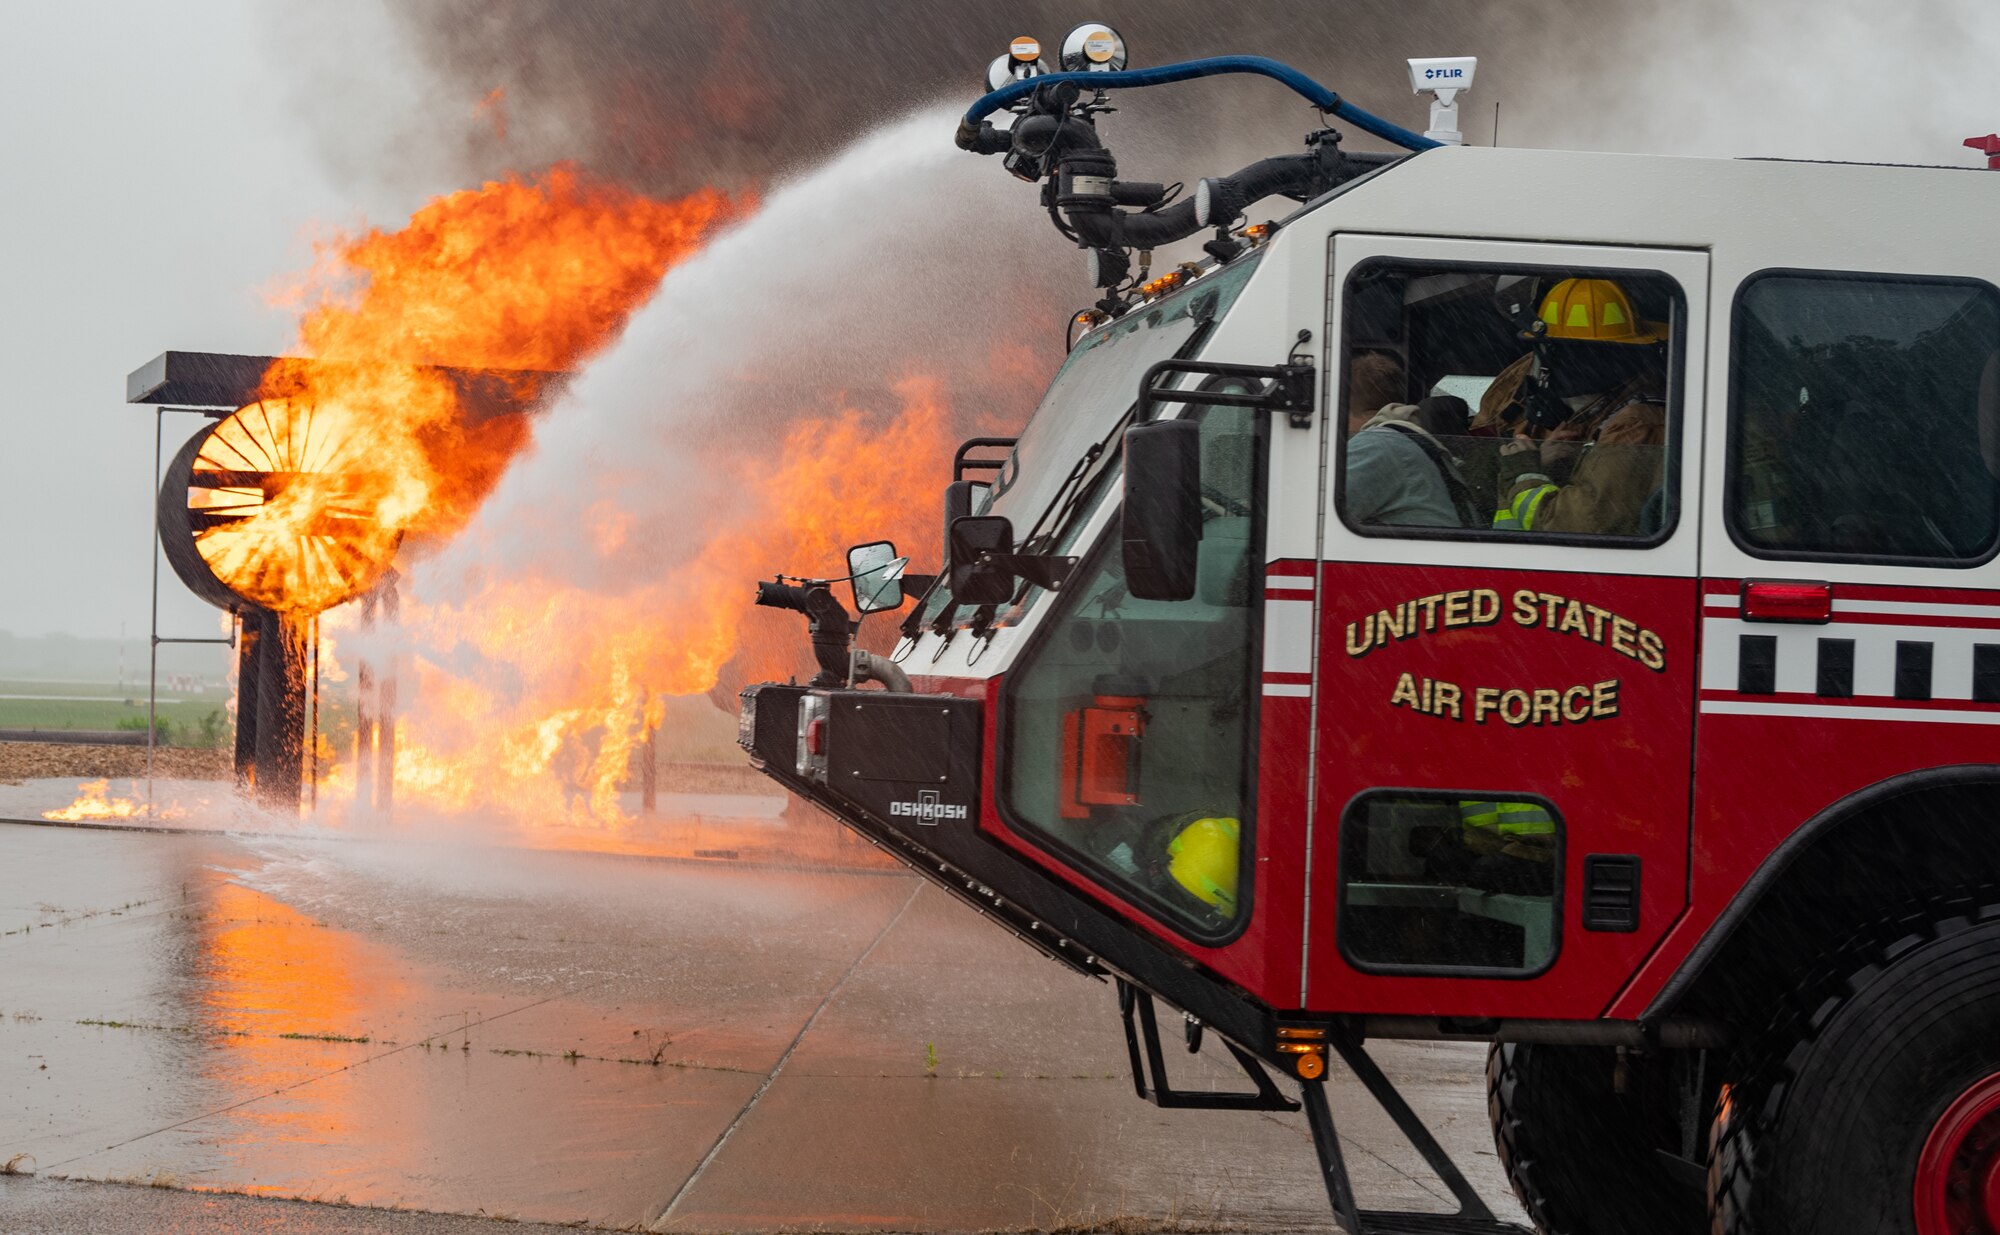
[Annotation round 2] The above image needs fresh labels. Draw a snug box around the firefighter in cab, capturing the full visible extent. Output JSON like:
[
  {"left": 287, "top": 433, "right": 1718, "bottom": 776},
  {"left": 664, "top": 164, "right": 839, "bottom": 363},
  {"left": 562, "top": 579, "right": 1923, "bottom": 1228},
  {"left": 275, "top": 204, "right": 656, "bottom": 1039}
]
[{"left": 1483, "top": 278, "right": 1671, "bottom": 535}]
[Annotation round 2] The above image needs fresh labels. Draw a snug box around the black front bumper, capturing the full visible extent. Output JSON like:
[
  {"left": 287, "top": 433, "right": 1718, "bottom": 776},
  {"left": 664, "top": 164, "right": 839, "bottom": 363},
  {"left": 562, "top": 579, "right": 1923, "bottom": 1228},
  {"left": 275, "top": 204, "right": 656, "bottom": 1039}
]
[{"left": 738, "top": 681, "right": 1280, "bottom": 1057}]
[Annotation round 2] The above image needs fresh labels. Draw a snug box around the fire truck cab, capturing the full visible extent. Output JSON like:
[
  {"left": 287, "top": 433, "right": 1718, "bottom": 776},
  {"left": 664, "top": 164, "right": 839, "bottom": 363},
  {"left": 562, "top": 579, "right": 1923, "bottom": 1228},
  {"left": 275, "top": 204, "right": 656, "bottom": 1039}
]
[{"left": 743, "top": 47, "right": 2000, "bottom": 1235}]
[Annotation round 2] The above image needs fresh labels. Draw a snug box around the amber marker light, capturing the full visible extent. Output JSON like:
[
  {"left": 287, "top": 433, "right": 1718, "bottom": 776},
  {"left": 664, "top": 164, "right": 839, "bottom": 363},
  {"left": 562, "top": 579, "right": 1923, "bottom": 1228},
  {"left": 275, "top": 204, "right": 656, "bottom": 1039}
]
[{"left": 1275, "top": 1023, "right": 1330, "bottom": 1080}]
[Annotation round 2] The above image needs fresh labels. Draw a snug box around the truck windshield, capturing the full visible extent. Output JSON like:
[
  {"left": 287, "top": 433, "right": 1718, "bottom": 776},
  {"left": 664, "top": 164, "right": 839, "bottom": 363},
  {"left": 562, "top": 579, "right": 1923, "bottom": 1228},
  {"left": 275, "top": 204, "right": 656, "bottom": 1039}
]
[
  {"left": 998, "top": 379, "right": 1269, "bottom": 941},
  {"left": 984, "top": 256, "right": 1262, "bottom": 541}
]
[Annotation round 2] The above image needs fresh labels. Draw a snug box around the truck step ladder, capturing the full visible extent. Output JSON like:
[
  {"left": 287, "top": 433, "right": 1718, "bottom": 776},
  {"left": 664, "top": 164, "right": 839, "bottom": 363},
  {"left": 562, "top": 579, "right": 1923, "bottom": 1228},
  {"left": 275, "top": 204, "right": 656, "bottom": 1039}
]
[{"left": 1118, "top": 982, "right": 1532, "bottom": 1235}]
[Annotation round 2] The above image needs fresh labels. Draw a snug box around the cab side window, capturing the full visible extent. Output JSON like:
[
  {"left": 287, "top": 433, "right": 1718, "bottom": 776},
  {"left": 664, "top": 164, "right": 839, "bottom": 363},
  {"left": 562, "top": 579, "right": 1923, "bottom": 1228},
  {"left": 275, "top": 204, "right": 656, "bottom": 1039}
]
[
  {"left": 1729, "top": 272, "right": 2000, "bottom": 564},
  {"left": 1339, "top": 262, "right": 1683, "bottom": 543},
  {"left": 1338, "top": 791, "right": 1561, "bottom": 975}
]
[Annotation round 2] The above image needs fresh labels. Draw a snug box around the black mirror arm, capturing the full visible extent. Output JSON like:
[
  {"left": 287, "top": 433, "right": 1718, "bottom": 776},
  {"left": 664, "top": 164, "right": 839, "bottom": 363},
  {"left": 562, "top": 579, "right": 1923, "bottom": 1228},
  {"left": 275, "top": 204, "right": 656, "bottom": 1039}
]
[
  {"left": 1138, "top": 356, "right": 1316, "bottom": 428},
  {"left": 979, "top": 553, "right": 1078, "bottom": 592}
]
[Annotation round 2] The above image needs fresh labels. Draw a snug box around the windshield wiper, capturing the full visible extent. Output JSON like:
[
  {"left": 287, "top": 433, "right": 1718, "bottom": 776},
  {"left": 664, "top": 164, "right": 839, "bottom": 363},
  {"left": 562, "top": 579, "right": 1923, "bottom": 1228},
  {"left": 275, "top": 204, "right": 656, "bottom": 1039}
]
[{"left": 1019, "top": 438, "right": 1110, "bottom": 554}]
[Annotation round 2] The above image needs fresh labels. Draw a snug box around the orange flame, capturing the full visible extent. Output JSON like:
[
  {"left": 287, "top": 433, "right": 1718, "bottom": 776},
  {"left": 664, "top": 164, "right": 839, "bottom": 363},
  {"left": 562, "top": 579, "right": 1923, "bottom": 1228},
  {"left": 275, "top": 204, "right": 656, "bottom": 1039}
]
[
  {"left": 366, "top": 375, "right": 958, "bottom": 828},
  {"left": 474, "top": 86, "right": 509, "bottom": 142},
  {"left": 178, "top": 157, "right": 1035, "bottom": 838},
  {"left": 43, "top": 780, "right": 185, "bottom": 823},
  {"left": 188, "top": 166, "right": 743, "bottom": 617}
]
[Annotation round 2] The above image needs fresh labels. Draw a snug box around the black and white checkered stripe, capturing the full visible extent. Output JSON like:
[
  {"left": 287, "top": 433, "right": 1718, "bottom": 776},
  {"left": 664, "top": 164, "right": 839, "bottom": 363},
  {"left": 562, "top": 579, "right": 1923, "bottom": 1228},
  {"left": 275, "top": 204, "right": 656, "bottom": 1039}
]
[{"left": 1700, "top": 591, "right": 2000, "bottom": 725}]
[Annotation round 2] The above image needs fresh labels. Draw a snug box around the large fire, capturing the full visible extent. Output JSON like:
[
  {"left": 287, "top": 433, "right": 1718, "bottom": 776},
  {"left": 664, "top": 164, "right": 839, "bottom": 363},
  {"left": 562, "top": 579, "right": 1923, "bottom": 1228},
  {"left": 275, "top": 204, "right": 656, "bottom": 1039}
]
[
  {"left": 203, "top": 166, "right": 740, "bottom": 616},
  {"left": 59, "top": 139, "right": 1034, "bottom": 841},
  {"left": 372, "top": 374, "right": 960, "bottom": 828}
]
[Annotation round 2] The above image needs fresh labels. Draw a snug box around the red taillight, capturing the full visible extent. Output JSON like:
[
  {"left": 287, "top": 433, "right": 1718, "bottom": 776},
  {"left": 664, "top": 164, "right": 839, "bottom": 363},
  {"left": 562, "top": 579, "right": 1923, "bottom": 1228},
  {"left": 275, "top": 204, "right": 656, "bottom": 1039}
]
[
  {"left": 804, "top": 717, "right": 827, "bottom": 756},
  {"left": 1741, "top": 580, "right": 1833, "bottom": 623}
]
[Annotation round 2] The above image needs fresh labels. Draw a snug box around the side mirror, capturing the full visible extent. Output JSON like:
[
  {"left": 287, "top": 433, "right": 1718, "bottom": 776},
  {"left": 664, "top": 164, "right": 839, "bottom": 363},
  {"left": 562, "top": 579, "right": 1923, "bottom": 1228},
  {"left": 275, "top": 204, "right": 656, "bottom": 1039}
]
[
  {"left": 1121, "top": 419, "right": 1201, "bottom": 601},
  {"left": 942, "top": 479, "right": 988, "bottom": 574},
  {"left": 948, "top": 515, "right": 1017, "bottom": 606},
  {"left": 846, "top": 540, "right": 908, "bottom": 614}
]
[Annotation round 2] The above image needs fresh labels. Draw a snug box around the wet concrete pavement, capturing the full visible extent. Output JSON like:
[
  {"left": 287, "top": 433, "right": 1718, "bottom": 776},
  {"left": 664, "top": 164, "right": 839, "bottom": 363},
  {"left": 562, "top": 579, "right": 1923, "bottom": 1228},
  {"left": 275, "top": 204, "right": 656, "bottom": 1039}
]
[
  {"left": 0, "top": 821, "right": 1527, "bottom": 1231},
  {"left": 0, "top": 1174, "right": 590, "bottom": 1234}
]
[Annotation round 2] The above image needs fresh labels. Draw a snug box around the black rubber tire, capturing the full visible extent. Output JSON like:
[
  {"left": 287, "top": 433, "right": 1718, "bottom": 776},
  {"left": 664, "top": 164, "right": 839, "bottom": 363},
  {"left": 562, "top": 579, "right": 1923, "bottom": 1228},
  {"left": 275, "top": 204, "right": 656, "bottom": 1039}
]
[
  {"left": 1488, "top": 1041, "right": 1704, "bottom": 1234},
  {"left": 1708, "top": 901, "right": 2000, "bottom": 1234}
]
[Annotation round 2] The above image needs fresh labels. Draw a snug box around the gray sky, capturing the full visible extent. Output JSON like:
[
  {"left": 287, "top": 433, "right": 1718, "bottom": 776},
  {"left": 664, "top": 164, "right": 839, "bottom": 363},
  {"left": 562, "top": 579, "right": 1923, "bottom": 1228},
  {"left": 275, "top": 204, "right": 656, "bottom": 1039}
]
[
  {"left": 0, "top": 2, "right": 427, "bottom": 643},
  {"left": 4, "top": 0, "right": 1998, "bottom": 649}
]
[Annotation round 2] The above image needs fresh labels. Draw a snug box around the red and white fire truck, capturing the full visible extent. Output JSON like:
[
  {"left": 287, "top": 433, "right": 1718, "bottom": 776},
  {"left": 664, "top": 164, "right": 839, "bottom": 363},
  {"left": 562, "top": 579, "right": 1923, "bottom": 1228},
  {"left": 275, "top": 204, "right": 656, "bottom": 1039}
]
[{"left": 742, "top": 32, "right": 2000, "bottom": 1235}]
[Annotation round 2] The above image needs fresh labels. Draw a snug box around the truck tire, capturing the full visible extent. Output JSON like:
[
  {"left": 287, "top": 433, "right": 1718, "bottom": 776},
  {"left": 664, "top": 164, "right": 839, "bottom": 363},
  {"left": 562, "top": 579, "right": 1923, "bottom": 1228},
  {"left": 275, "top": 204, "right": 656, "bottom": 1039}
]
[
  {"left": 1487, "top": 1041, "right": 1703, "bottom": 1234},
  {"left": 1709, "top": 903, "right": 2000, "bottom": 1235}
]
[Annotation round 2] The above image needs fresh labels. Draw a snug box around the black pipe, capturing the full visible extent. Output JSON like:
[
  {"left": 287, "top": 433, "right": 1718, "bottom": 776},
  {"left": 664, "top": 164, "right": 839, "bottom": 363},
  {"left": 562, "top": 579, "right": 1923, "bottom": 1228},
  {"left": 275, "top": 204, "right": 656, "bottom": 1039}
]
[
  {"left": 1196, "top": 153, "right": 1327, "bottom": 227},
  {"left": 1358, "top": 1016, "right": 1732, "bottom": 1050},
  {"left": 1066, "top": 199, "right": 1201, "bottom": 251},
  {"left": 969, "top": 81, "right": 1396, "bottom": 257}
]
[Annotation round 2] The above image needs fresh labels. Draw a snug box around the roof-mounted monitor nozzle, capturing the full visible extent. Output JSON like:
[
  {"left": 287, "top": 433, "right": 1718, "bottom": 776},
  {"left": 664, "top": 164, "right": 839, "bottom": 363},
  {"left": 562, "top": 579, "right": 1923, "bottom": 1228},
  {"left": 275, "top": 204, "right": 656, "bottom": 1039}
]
[{"left": 1408, "top": 56, "right": 1477, "bottom": 146}]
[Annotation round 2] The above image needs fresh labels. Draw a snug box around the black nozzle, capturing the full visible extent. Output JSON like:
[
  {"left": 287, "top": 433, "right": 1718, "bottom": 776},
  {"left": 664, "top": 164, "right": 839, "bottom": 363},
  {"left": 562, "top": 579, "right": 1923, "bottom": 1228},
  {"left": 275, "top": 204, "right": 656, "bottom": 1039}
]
[
  {"left": 755, "top": 580, "right": 815, "bottom": 615},
  {"left": 753, "top": 579, "right": 854, "bottom": 688}
]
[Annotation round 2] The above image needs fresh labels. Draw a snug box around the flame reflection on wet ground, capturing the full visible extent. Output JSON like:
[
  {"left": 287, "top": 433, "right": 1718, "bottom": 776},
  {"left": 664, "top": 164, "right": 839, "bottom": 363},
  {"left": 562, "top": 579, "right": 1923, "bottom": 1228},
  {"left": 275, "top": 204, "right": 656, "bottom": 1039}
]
[{"left": 0, "top": 823, "right": 1520, "bottom": 1230}]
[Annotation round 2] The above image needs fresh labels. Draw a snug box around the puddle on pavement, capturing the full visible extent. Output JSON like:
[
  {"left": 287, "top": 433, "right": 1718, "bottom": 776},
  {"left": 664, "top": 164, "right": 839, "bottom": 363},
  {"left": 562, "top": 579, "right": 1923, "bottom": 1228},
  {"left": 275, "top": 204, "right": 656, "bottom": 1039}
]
[
  {"left": 0, "top": 826, "right": 914, "bottom": 1226},
  {"left": 0, "top": 823, "right": 1523, "bottom": 1230}
]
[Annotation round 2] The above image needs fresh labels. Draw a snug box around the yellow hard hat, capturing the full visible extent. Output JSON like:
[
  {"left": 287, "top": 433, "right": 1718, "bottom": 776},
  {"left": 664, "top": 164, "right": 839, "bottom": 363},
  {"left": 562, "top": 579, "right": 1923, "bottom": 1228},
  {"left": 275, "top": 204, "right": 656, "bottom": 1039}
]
[
  {"left": 1536, "top": 278, "right": 1666, "bottom": 344},
  {"left": 1167, "top": 815, "right": 1240, "bottom": 915}
]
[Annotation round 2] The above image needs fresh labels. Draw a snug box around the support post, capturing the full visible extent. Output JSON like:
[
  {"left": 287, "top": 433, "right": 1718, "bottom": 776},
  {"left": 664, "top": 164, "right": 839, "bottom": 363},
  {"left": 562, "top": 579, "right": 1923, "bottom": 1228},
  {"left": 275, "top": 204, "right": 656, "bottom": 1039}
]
[
  {"left": 308, "top": 615, "right": 319, "bottom": 812},
  {"left": 641, "top": 694, "right": 658, "bottom": 815},
  {"left": 252, "top": 612, "right": 308, "bottom": 812},
  {"left": 233, "top": 611, "right": 262, "bottom": 789},
  {"left": 376, "top": 575, "right": 398, "bottom": 819},
  {"left": 147, "top": 407, "right": 162, "bottom": 812},
  {"left": 354, "top": 592, "right": 377, "bottom": 820}
]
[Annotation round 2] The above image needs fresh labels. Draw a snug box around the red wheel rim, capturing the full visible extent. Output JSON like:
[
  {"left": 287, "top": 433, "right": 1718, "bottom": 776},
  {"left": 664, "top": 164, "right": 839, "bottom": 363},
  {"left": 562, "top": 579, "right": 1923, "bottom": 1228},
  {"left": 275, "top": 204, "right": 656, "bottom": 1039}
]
[{"left": 1916, "top": 1072, "right": 2000, "bottom": 1235}]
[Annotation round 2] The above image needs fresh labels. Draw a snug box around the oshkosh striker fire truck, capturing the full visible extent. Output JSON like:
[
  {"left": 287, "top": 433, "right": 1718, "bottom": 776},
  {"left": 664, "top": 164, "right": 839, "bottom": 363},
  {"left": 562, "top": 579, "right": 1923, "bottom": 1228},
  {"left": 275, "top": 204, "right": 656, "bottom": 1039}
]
[{"left": 741, "top": 31, "right": 2000, "bottom": 1235}]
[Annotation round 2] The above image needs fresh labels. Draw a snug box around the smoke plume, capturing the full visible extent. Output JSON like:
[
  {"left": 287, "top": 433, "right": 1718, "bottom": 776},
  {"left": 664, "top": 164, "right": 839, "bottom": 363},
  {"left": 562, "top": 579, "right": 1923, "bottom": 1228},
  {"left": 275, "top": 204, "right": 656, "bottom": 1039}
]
[
  {"left": 278, "top": 0, "right": 2000, "bottom": 199},
  {"left": 274, "top": 0, "right": 2000, "bottom": 827}
]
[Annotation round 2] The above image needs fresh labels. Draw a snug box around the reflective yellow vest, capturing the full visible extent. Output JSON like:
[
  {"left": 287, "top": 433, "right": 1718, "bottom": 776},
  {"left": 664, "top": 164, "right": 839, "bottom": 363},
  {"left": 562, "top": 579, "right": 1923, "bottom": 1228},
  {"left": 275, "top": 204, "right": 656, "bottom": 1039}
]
[
  {"left": 1458, "top": 800, "right": 1556, "bottom": 838},
  {"left": 1493, "top": 483, "right": 1560, "bottom": 531}
]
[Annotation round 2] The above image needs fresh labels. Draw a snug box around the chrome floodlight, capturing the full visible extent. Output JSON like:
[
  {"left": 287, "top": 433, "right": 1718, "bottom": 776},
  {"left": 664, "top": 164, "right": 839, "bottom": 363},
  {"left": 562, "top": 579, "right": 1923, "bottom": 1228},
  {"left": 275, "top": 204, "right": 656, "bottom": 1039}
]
[
  {"left": 986, "top": 36, "right": 1050, "bottom": 92},
  {"left": 1059, "top": 23, "right": 1127, "bottom": 73}
]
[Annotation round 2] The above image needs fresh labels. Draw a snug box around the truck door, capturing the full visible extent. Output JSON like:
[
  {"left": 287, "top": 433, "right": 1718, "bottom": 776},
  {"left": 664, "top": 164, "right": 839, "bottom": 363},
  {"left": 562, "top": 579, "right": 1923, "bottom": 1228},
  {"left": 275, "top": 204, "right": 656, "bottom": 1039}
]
[{"left": 1305, "top": 235, "right": 1709, "bottom": 1019}]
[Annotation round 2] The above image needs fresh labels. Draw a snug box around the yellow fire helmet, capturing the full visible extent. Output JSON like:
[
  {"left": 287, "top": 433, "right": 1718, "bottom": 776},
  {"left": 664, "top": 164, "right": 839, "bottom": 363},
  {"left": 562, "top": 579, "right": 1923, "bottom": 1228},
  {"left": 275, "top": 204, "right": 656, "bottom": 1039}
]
[
  {"left": 1536, "top": 278, "right": 1667, "bottom": 344},
  {"left": 1167, "top": 815, "right": 1241, "bottom": 915}
]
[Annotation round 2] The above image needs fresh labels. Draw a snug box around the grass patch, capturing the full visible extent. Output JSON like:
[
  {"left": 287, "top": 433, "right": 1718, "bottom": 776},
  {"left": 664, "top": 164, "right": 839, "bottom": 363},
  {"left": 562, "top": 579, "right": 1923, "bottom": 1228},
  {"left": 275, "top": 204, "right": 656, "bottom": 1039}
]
[
  {"left": 484, "top": 1042, "right": 749, "bottom": 1073},
  {"left": 0, "top": 697, "right": 224, "bottom": 739},
  {"left": 75, "top": 1018, "right": 252, "bottom": 1039}
]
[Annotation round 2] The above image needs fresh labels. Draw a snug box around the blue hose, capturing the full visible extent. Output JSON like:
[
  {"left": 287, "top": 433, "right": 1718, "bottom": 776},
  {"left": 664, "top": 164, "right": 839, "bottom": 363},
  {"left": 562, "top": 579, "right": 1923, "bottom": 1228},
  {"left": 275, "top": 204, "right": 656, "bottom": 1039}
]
[{"left": 963, "top": 55, "right": 1441, "bottom": 153}]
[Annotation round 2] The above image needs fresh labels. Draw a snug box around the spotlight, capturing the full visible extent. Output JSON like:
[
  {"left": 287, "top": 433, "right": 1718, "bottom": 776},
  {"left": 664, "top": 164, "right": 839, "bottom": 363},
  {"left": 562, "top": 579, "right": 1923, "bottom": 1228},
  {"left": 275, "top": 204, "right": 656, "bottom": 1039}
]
[
  {"left": 985, "top": 36, "right": 1050, "bottom": 91},
  {"left": 1059, "top": 23, "right": 1127, "bottom": 73}
]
